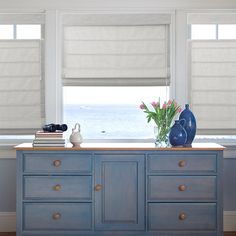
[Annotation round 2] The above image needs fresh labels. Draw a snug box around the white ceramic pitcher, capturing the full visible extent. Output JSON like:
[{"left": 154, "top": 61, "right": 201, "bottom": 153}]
[{"left": 69, "top": 123, "right": 83, "bottom": 147}]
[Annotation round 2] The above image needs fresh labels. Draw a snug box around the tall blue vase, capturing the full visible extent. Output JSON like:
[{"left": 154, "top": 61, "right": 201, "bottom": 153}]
[
  {"left": 169, "top": 120, "right": 187, "bottom": 147},
  {"left": 179, "top": 104, "right": 197, "bottom": 147}
]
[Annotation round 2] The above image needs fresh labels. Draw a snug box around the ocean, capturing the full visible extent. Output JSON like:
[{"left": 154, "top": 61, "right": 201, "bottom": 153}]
[{"left": 63, "top": 104, "right": 154, "bottom": 140}]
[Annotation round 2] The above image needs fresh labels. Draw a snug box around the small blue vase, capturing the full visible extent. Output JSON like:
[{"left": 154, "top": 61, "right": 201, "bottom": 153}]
[
  {"left": 179, "top": 104, "right": 197, "bottom": 147},
  {"left": 169, "top": 120, "right": 187, "bottom": 147}
]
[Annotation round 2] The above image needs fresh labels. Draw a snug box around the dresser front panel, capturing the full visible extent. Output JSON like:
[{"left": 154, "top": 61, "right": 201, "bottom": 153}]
[{"left": 16, "top": 148, "right": 223, "bottom": 236}]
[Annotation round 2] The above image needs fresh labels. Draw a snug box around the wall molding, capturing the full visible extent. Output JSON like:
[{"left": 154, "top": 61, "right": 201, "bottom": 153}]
[
  {"left": 0, "top": 211, "right": 235, "bottom": 232},
  {"left": 0, "top": 212, "right": 16, "bottom": 232}
]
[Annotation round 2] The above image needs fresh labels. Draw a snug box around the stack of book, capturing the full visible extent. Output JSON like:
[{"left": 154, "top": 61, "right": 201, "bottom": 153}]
[{"left": 33, "top": 131, "right": 65, "bottom": 147}]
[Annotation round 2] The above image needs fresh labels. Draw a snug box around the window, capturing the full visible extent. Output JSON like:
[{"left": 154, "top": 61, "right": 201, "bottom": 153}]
[
  {"left": 63, "top": 86, "right": 169, "bottom": 139},
  {"left": 218, "top": 24, "right": 236, "bottom": 39},
  {"left": 188, "top": 13, "right": 236, "bottom": 135},
  {"left": 0, "top": 24, "right": 41, "bottom": 40},
  {"left": 62, "top": 13, "right": 171, "bottom": 140},
  {"left": 191, "top": 23, "right": 236, "bottom": 40},
  {"left": 16, "top": 24, "right": 41, "bottom": 39},
  {"left": 0, "top": 13, "right": 45, "bottom": 134},
  {"left": 191, "top": 24, "right": 216, "bottom": 39},
  {"left": 0, "top": 25, "right": 13, "bottom": 39}
]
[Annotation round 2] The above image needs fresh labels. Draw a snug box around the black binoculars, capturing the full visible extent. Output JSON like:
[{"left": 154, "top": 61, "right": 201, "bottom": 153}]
[{"left": 42, "top": 123, "right": 68, "bottom": 132}]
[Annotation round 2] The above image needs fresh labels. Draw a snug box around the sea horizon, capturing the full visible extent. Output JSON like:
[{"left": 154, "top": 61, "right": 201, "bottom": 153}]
[{"left": 63, "top": 104, "right": 154, "bottom": 140}]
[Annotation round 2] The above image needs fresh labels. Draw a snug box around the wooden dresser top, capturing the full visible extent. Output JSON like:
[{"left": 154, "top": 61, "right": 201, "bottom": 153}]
[{"left": 15, "top": 143, "right": 225, "bottom": 151}]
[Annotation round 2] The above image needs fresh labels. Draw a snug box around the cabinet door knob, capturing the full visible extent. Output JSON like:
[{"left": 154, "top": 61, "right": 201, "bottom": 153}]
[
  {"left": 95, "top": 184, "right": 102, "bottom": 191},
  {"left": 179, "top": 212, "right": 187, "bottom": 220},
  {"left": 52, "top": 212, "right": 61, "bottom": 220},
  {"left": 178, "top": 160, "right": 186, "bottom": 167},
  {"left": 53, "top": 184, "right": 61, "bottom": 191},
  {"left": 178, "top": 185, "right": 187, "bottom": 191},
  {"left": 53, "top": 160, "right": 61, "bottom": 167}
]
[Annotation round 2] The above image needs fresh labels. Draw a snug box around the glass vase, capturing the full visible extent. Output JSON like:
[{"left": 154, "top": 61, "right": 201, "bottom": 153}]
[{"left": 154, "top": 126, "right": 170, "bottom": 147}]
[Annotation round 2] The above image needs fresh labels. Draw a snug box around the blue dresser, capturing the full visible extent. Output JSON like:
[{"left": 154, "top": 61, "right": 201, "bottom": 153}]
[{"left": 15, "top": 143, "right": 224, "bottom": 236}]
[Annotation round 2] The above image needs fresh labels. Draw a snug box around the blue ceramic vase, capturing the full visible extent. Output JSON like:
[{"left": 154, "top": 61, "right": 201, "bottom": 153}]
[
  {"left": 169, "top": 120, "right": 187, "bottom": 147},
  {"left": 179, "top": 104, "right": 197, "bottom": 147}
]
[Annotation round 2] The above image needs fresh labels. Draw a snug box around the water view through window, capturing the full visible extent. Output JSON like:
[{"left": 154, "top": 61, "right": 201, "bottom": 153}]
[{"left": 63, "top": 86, "right": 169, "bottom": 140}]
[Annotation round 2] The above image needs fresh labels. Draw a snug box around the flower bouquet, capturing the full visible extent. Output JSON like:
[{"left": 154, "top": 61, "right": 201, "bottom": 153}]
[{"left": 140, "top": 99, "right": 182, "bottom": 147}]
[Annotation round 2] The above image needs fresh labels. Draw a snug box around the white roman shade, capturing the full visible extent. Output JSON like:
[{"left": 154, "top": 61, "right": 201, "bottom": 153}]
[
  {"left": 190, "top": 40, "right": 236, "bottom": 134},
  {"left": 0, "top": 40, "right": 44, "bottom": 134},
  {"left": 0, "top": 12, "right": 45, "bottom": 134},
  {"left": 62, "top": 14, "right": 170, "bottom": 86}
]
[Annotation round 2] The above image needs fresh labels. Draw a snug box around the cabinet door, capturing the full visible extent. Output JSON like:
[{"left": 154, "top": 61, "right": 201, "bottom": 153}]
[{"left": 95, "top": 154, "right": 145, "bottom": 230}]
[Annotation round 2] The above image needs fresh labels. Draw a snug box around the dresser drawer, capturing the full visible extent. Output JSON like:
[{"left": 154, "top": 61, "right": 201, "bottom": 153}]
[
  {"left": 148, "top": 176, "right": 216, "bottom": 200},
  {"left": 23, "top": 153, "right": 92, "bottom": 173},
  {"left": 23, "top": 203, "right": 92, "bottom": 230},
  {"left": 148, "top": 203, "right": 216, "bottom": 230},
  {"left": 24, "top": 176, "right": 92, "bottom": 200},
  {"left": 147, "top": 153, "right": 217, "bottom": 173}
]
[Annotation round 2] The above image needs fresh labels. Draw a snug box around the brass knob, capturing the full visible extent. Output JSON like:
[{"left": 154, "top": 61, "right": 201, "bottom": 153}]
[
  {"left": 52, "top": 212, "right": 61, "bottom": 220},
  {"left": 53, "top": 160, "right": 61, "bottom": 167},
  {"left": 178, "top": 185, "right": 187, "bottom": 191},
  {"left": 178, "top": 160, "right": 186, "bottom": 168},
  {"left": 53, "top": 184, "right": 61, "bottom": 191},
  {"left": 95, "top": 184, "right": 102, "bottom": 191},
  {"left": 179, "top": 212, "right": 187, "bottom": 220}
]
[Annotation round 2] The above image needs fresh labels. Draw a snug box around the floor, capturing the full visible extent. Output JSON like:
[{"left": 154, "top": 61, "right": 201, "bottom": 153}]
[{"left": 0, "top": 233, "right": 235, "bottom": 236}]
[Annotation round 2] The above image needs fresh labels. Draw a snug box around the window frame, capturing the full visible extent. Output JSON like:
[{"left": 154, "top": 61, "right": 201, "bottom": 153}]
[{"left": 2, "top": 10, "right": 236, "bottom": 145}]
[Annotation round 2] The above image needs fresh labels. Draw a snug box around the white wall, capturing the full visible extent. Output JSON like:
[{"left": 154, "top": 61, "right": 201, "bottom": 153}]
[
  {"left": 1, "top": 0, "right": 236, "bottom": 232},
  {"left": 1, "top": 0, "right": 236, "bottom": 9}
]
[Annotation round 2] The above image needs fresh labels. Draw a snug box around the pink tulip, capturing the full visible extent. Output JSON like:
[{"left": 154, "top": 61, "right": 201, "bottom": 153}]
[
  {"left": 151, "top": 101, "right": 158, "bottom": 108},
  {"left": 162, "top": 103, "right": 167, "bottom": 109},
  {"left": 167, "top": 100, "right": 172, "bottom": 105},
  {"left": 139, "top": 103, "right": 145, "bottom": 109}
]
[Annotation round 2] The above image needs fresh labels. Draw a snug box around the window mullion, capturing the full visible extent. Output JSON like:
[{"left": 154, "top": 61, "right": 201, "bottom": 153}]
[
  {"left": 216, "top": 24, "right": 219, "bottom": 40},
  {"left": 13, "top": 24, "right": 17, "bottom": 39}
]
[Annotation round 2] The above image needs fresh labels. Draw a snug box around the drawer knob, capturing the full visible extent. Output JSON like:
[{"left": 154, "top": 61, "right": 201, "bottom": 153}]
[
  {"left": 52, "top": 212, "right": 61, "bottom": 220},
  {"left": 178, "top": 185, "right": 187, "bottom": 191},
  {"left": 95, "top": 184, "right": 102, "bottom": 191},
  {"left": 53, "top": 184, "right": 61, "bottom": 191},
  {"left": 178, "top": 160, "right": 186, "bottom": 167},
  {"left": 53, "top": 160, "right": 61, "bottom": 167},
  {"left": 179, "top": 212, "right": 187, "bottom": 220}
]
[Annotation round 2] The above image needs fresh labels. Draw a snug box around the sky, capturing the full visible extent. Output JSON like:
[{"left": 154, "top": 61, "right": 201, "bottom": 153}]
[{"left": 63, "top": 86, "right": 169, "bottom": 105}]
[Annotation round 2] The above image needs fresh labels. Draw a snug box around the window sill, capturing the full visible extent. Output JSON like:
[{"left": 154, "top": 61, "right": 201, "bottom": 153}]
[
  {"left": 0, "top": 135, "right": 236, "bottom": 147},
  {"left": 194, "top": 135, "right": 236, "bottom": 147}
]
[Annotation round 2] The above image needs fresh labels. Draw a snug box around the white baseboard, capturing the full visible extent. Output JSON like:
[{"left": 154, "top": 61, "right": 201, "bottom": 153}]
[
  {"left": 0, "top": 211, "right": 235, "bottom": 232},
  {"left": 0, "top": 212, "right": 16, "bottom": 232}
]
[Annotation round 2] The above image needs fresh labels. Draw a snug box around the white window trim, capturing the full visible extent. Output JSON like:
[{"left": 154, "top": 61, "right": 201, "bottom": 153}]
[{"left": 44, "top": 10, "right": 63, "bottom": 124}]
